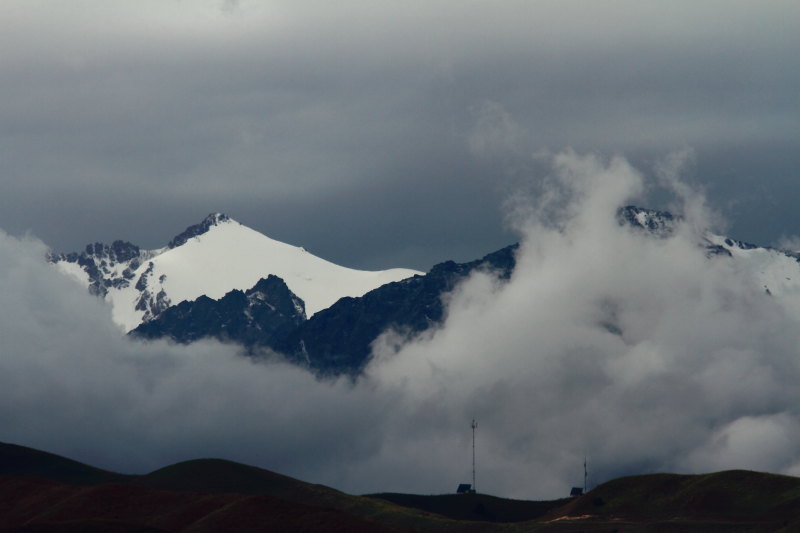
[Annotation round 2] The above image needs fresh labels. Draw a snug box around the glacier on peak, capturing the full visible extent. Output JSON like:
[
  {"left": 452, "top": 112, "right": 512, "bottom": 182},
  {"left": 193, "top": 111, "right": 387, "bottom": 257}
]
[{"left": 51, "top": 213, "right": 422, "bottom": 332}]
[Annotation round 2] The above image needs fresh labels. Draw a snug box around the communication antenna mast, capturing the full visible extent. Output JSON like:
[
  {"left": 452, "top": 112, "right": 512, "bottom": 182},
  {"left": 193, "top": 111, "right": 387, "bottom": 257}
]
[
  {"left": 584, "top": 456, "right": 588, "bottom": 493},
  {"left": 472, "top": 419, "right": 477, "bottom": 493}
]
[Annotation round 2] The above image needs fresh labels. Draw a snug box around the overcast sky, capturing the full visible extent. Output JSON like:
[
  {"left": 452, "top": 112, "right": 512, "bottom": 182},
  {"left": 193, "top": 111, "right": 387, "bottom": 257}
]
[
  {"left": 2, "top": 2, "right": 800, "bottom": 495},
  {"left": 1, "top": 1, "right": 798, "bottom": 270}
]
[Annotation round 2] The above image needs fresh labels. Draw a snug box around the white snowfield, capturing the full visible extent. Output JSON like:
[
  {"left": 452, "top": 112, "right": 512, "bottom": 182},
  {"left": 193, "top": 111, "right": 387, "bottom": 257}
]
[
  {"left": 58, "top": 216, "right": 421, "bottom": 332},
  {"left": 705, "top": 234, "right": 800, "bottom": 316}
]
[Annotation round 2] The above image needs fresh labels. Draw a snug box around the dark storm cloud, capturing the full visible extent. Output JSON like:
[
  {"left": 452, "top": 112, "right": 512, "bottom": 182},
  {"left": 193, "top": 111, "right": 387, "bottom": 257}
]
[
  {"left": 4, "top": 152, "right": 800, "bottom": 499},
  {"left": 0, "top": 1, "right": 798, "bottom": 269}
]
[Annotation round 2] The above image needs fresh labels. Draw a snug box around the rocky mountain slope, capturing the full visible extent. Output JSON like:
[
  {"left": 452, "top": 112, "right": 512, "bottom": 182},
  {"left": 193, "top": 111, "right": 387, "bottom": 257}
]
[{"left": 132, "top": 275, "right": 307, "bottom": 351}]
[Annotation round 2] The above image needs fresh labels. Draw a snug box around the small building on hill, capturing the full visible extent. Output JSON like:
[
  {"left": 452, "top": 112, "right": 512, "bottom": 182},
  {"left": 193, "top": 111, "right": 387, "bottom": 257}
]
[
  {"left": 570, "top": 487, "right": 584, "bottom": 497},
  {"left": 456, "top": 483, "right": 474, "bottom": 494}
]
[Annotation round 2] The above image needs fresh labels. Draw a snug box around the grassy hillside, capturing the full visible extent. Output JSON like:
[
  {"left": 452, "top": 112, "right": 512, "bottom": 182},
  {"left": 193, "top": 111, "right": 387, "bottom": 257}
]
[
  {"left": 365, "top": 471, "right": 800, "bottom": 532},
  {"left": 0, "top": 443, "right": 493, "bottom": 532},
  {"left": 0, "top": 476, "right": 399, "bottom": 533},
  {"left": 0, "top": 442, "right": 131, "bottom": 486},
  {"left": 4, "top": 441, "right": 800, "bottom": 532},
  {"left": 536, "top": 470, "right": 800, "bottom": 532},
  {"left": 368, "top": 492, "right": 570, "bottom": 523},
  {"left": 134, "top": 458, "right": 510, "bottom": 532}
]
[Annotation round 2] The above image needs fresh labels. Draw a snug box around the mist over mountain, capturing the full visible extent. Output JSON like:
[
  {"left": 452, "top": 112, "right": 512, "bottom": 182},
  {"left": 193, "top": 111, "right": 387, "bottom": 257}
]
[
  {"left": 2, "top": 0, "right": 798, "bottom": 511},
  {"left": 4, "top": 151, "right": 800, "bottom": 501},
  {"left": 54, "top": 199, "right": 800, "bottom": 379}
]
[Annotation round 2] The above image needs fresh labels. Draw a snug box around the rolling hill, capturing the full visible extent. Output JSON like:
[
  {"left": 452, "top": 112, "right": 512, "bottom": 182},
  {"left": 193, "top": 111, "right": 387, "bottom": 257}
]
[{"left": 4, "top": 441, "right": 800, "bottom": 532}]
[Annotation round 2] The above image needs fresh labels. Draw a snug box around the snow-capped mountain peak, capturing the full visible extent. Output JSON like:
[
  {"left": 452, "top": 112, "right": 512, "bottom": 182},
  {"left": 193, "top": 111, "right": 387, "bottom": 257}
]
[{"left": 52, "top": 214, "right": 422, "bottom": 332}]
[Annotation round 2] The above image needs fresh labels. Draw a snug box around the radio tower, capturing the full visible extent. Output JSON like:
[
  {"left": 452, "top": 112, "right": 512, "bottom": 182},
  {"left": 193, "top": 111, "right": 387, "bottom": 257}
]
[
  {"left": 472, "top": 419, "right": 477, "bottom": 493},
  {"left": 584, "top": 456, "right": 588, "bottom": 493}
]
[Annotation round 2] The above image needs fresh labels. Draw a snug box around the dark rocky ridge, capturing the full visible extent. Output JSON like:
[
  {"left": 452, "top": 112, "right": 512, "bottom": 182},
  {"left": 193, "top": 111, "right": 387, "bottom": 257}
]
[
  {"left": 617, "top": 205, "right": 676, "bottom": 237},
  {"left": 168, "top": 213, "right": 230, "bottom": 249},
  {"left": 129, "top": 245, "right": 518, "bottom": 375},
  {"left": 276, "top": 244, "right": 519, "bottom": 374},
  {"left": 132, "top": 275, "right": 306, "bottom": 353},
  {"left": 618, "top": 205, "right": 789, "bottom": 260},
  {"left": 48, "top": 240, "right": 146, "bottom": 296}
]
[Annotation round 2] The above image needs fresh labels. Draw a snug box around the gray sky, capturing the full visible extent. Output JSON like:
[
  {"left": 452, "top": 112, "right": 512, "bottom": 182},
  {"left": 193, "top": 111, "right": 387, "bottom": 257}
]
[
  {"left": 1, "top": 1, "right": 798, "bottom": 270},
  {"left": 5, "top": 1, "right": 800, "bottom": 501}
]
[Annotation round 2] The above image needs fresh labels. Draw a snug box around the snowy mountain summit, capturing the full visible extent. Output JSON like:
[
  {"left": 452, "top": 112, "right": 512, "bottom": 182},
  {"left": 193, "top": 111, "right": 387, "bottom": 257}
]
[
  {"left": 49, "top": 206, "right": 800, "bottom": 376},
  {"left": 52, "top": 213, "right": 421, "bottom": 332}
]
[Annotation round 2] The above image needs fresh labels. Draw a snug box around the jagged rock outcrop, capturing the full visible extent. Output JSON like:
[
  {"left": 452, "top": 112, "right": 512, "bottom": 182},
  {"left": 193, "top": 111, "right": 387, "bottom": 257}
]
[
  {"left": 131, "top": 275, "right": 306, "bottom": 352},
  {"left": 168, "top": 213, "right": 230, "bottom": 249},
  {"left": 48, "top": 240, "right": 154, "bottom": 296},
  {"left": 277, "top": 244, "right": 519, "bottom": 375}
]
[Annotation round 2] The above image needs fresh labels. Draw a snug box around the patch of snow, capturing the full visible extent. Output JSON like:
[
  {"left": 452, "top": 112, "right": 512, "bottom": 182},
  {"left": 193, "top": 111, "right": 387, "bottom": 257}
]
[
  {"left": 292, "top": 297, "right": 305, "bottom": 318},
  {"left": 102, "top": 217, "right": 420, "bottom": 331},
  {"left": 706, "top": 232, "right": 800, "bottom": 316}
]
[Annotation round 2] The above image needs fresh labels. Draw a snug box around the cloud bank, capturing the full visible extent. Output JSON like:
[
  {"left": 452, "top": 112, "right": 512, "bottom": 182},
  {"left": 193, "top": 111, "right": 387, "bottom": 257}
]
[{"left": 3, "top": 151, "right": 800, "bottom": 499}]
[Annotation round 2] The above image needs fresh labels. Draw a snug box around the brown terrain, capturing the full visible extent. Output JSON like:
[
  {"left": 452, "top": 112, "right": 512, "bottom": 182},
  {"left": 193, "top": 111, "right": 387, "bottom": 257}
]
[{"left": 3, "top": 441, "right": 800, "bottom": 532}]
